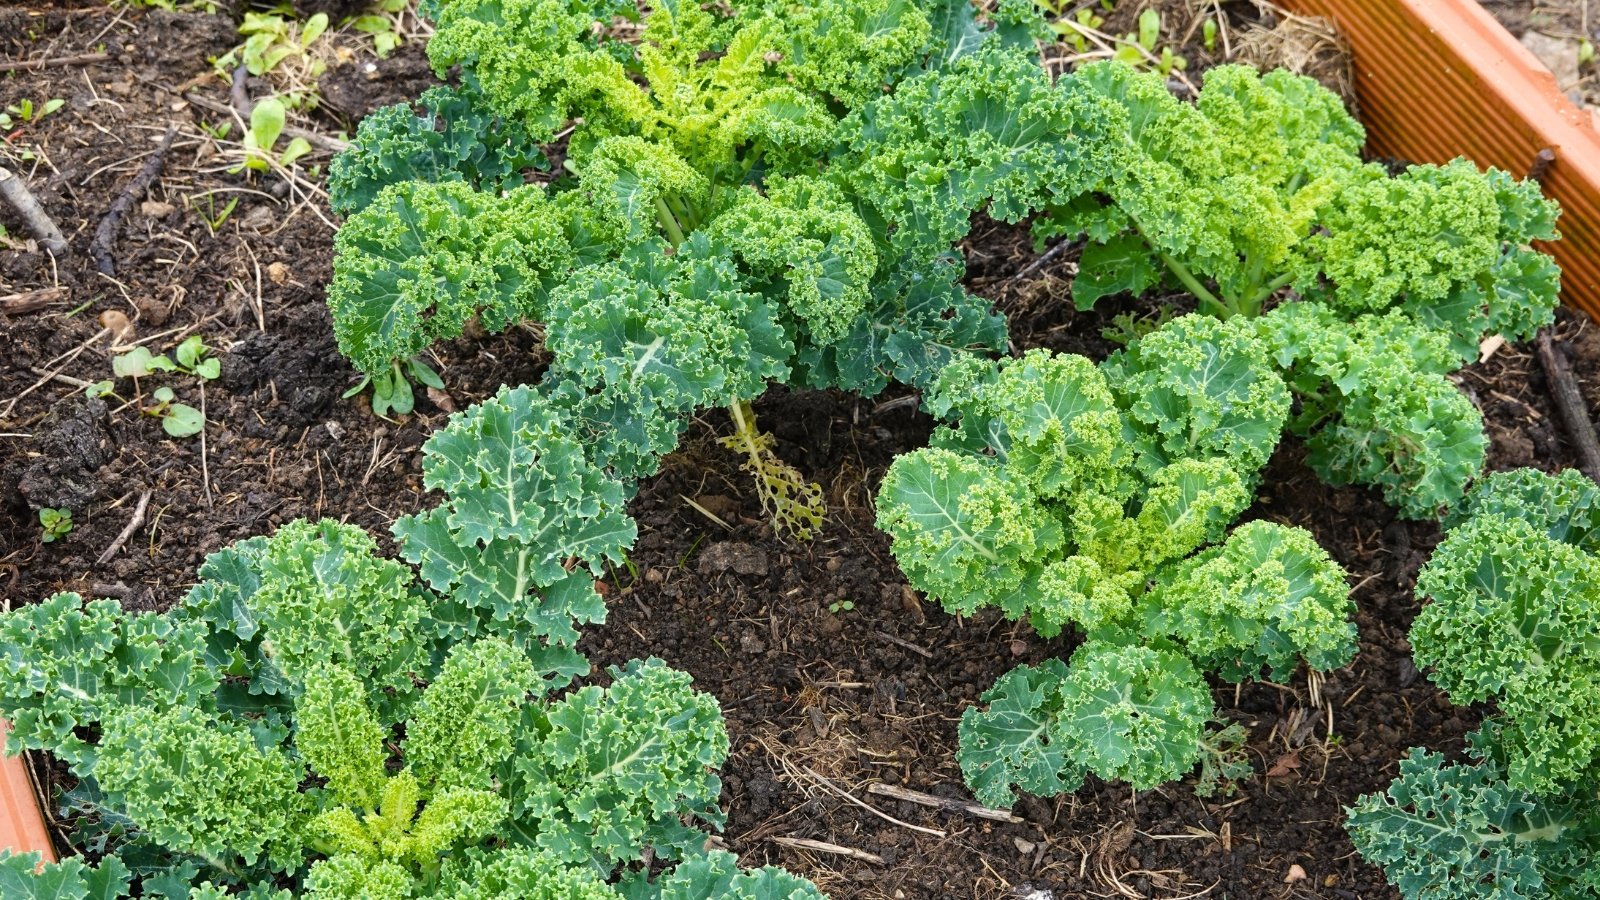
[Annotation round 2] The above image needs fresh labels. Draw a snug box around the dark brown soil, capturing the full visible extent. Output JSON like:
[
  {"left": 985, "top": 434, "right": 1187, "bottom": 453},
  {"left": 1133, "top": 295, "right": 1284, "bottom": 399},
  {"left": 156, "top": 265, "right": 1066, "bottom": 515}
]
[{"left": 2, "top": 4, "right": 1597, "bottom": 899}]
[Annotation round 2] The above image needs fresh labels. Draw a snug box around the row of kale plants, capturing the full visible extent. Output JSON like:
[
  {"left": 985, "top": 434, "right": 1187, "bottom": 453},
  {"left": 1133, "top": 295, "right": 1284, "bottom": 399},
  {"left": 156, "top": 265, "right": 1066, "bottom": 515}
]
[{"left": 0, "top": 0, "right": 1595, "bottom": 897}]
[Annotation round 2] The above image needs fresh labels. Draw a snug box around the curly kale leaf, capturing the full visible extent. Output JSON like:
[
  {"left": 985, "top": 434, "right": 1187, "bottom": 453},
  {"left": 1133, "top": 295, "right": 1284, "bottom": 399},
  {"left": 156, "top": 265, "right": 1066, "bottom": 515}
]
[
  {"left": 838, "top": 44, "right": 1125, "bottom": 259},
  {"left": 1262, "top": 303, "right": 1487, "bottom": 517},
  {"left": 1413, "top": 507, "right": 1600, "bottom": 794},
  {"left": 793, "top": 253, "right": 1006, "bottom": 396},
  {"left": 541, "top": 236, "right": 792, "bottom": 479},
  {"left": 327, "top": 83, "right": 544, "bottom": 215},
  {"left": 435, "top": 847, "right": 620, "bottom": 900},
  {"left": 179, "top": 519, "right": 433, "bottom": 720},
  {"left": 93, "top": 707, "right": 309, "bottom": 874},
  {"left": 758, "top": 0, "right": 932, "bottom": 108},
  {"left": 958, "top": 643, "right": 1211, "bottom": 806},
  {"left": 708, "top": 176, "right": 876, "bottom": 345},
  {"left": 295, "top": 663, "right": 388, "bottom": 810},
  {"left": 1104, "top": 313, "right": 1290, "bottom": 478},
  {"left": 404, "top": 638, "right": 539, "bottom": 796},
  {"left": 327, "top": 180, "right": 573, "bottom": 376},
  {"left": 926, "top": 349, "right": 1125, "bottom": 500},
  {"left": 875, "top": 447, "right": 1064, "bottom": 618},
  {"left": 1049, "top": 62, "right": 1360, "bottom": 314},
  {"left": 1347, "top": 741, "right": 1600, "bottom": 900},
  {"left": 649, "top": 848, "right": 829, "bottom": 900},
  {"left": 424, "top": 0, "right": 643, "bottom": 141},
  {"left": 1143, "top": 521, "right": 1355, "bottom": 680},
  {"left": 0, "top": 593, "right": 214, "bottom": 766},
  {"left": 503, "top": 658, "right": 729, "bottom": 867},
  {"left": 0, "top": 853, "right": 131, "bottom": 900},
  {"left": 394, "top": 385, "right": 634, "bottom": 681},
  {"left": 1452, "top": 466, "right": 1600, "bottom": 552}
]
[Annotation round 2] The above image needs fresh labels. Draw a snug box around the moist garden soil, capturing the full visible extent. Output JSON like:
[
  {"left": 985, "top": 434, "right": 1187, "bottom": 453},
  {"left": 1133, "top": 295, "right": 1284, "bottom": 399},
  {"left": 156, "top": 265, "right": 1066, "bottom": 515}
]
[{"left": 0, "top": 3, "right": 1595, "bottom": 898}]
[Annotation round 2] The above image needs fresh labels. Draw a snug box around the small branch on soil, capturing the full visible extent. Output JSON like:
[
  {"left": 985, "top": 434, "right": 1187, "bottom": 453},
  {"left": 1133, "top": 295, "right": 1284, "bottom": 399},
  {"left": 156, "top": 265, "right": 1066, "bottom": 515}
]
[
  {"left": 769, "top": 836, "right": 885, "bottom": 864},
  {"left": 1, "top": 328, "right": 110, "bottom": 418},
  {"left": 27, "top": 366, "right": 94, "bottom": 390},
  {"left": 0, "top": 51, "right": 110, "bottom": 75},
  {"left": 1, "top": 287, "right": 69, "bottom": 317},
  {"left": 866, "top": 783, "right": 1025, "bottom": 824},
  {"left": 1008, "top": 237, "right": 1080, "bottom": 284},
  {"left": 91, "top": 126, "right": 178, "bottom": 277},
  {"left": 1536, "top": 329, "right": 1600, "bottom": 483},
  {"left": 230, "top": 65, "right": 254, "bottom": 119},
  {"left": 181, "top": 92, "right": 350, "bottom": 154},
  {"left": 200, "top": 383, "right": 213, "bottom": 509},
  {"left": 797, "top": 765, "right": 946, "bottom": 838},
  {"left": 0, "top": 167, "right": 70, "bottom": 257},
  {"left": 873, "top": 629, "right": 932, "bottom": 659},
  {"left": 96, "top": 490, "right": 153, "bottom": 566}
]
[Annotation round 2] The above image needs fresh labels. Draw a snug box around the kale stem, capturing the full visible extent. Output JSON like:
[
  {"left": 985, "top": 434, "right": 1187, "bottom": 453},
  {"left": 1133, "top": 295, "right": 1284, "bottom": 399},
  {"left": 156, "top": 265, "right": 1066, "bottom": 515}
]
[
  {"left": 1159, "top": 251, "right": 1226, "bottom": 316},
  {"left": 1240, "top": 272, "right": 1296, "bottom": 316},
  {"left": 654, "top": 196, "right": 687, "bottom": 246}
]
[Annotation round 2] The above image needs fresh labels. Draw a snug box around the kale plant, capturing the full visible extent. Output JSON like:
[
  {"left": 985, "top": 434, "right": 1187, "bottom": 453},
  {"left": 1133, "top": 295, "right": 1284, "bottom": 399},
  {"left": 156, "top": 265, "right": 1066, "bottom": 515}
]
[
  {"left": 876, "top": 315, "right": 1356, "bottom": 806},
  {"left": 1039, "top": 62, "right": 1561, "bottom": 516},
  {"left": 0, "top": 521, "right": 824, "bottom": 899},
  {"left": 1347, "top": 468, "right": 1600, "bottom": 900}
]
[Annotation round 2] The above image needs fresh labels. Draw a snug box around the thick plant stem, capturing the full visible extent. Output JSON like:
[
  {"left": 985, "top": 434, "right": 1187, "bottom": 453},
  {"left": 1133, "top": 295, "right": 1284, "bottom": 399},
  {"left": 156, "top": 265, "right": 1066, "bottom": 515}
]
[
  {"left": 654, "top": 197, "right": 686, "bottom": 246},
  {"left": 0, "top": 166, "right": 69, "bottom": 256}
]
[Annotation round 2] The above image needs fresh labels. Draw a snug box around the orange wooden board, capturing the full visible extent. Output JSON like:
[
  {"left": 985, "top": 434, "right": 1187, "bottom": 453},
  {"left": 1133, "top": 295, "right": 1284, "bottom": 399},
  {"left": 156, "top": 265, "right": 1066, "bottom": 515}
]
[
  {"left": 1281, "top": 0, "right": 1600, "bottom": 320},
  {"left": 0, "top": 721, "right": 54, "bottom": 863}
]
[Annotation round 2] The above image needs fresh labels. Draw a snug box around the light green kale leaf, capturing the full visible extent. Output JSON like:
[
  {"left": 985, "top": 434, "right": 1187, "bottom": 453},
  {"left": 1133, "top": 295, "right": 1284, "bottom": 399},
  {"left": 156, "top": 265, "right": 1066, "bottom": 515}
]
[
  {"left": 1142, "top": 521, "right": 1355, "bottom": 680},
  {"left": 1413, "top": 510, "right": 1600, "bottom": 794},
  {"left": 1103, "top": 313, "right": 1290, "bottom": 479},
  {"left": 503, "top": 658, "right": 728, "bottom": 867},
  {"left": 837, "top": 44, "right": 1125, "bottom": 260},
  {"left": 0, "top": 593, "right": 214, "bottom": 766},
  {"left": 708, "top": 176, "right": 876, "bottom": 345},
  {"left": 181, "top": 519, "right": 432, "bottom": 719},
  {"left": 875, "top": 447, "right": 1063, "bottom": 618},
  {"left": 93, "top": 707, "right": 309, "bottom": 873}
]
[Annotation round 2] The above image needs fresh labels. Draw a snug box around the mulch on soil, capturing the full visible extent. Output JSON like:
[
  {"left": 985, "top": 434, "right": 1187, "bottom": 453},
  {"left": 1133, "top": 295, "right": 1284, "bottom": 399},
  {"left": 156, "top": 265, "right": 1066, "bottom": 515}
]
[{"left": 3, "top": 3, "right": 1598, "bottom": 899}]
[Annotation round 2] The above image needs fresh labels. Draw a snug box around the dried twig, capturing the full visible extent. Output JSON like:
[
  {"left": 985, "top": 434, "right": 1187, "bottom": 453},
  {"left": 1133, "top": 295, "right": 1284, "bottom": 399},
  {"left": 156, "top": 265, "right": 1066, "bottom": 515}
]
[
  {"left": 92, "top": 127, "right": 178, "bottom": 276},
  {"left": 1536, "top": 329, "right": 1600, "bottom": 483},
  {"left": 1009, "top": 237, "right": 1080, "bottom": 284},
  {"left": 769, "top": 836, "right": 885, "bottom": 864},
  {"left": 1, "top": 287, "right": 69, "bottom": 317},
  {"left": 0, "top": 167, "right": 70, "bottom": 256},
  {"left": 97, "top": 490, "right": 152, "bottom": 566},
  {"left": 799, "top": 766, "right": 946, "bottom": 837},
  {"left": 230, "top": 64, "right": 254, "bottom": 119},
  {"left": 866, "top": 782, "right": 1025, "bottom": 823},
  {"left": 0, "top": 51, "right": 110, "bottom": 75}
]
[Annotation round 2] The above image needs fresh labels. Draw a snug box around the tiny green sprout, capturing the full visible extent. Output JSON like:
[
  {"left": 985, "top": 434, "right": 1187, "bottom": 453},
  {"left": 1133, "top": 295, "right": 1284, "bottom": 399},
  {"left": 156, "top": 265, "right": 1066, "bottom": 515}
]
[
  {"left": 1136, "top": 9, "right": 1161, "bottom": 52},
  {"left": 3, "top": 98, "right": 65, "bottom": 126},
  {"left": 86, "top": 380, "right": 115, "bottom": 399},
  {"left": 192, "top": 194, "right": 239, "bottom": 234},
  {"left": 147, "top": 386, "right": 205, "bottom": 438},
  {"left": 827, "top": 599, "right": 855, "bottom": 614},
  {"left": 235, "top": 97, "right": 314, "bottom": 174},
  {"left": 112, "top": 345, "right": 177, "bottom": 379},
  {"left": 38, "top": 507, "right": 72, "bottom": 543},
  {"left": 199, "top": 120, "right": 233, "bottom": 141},
  {"left": 174, "top": 335, "right": 221, "bottom": 380},
  {"left": 1582, "top": 38, "right": 1596, "bottom": 65},
  {"left": 1203, "top": 18, "right": 1218, "bottom": 53}
]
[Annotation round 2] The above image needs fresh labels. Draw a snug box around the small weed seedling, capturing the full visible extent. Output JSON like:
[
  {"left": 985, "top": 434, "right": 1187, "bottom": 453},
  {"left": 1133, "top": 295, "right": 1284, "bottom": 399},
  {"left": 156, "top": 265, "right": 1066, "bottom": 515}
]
[
  {"left": 38, "top": 507, "right": 72, "bottom": 543},
  {"left": 827, "top": 599, "right": 855, "bottom": 614},
  {"left": 349, "top": 0, "right": 409, "bottom": 58},
  {"left": 0, "top": 97, "right": 64, "bottom": 130},
  {"left": 100, "top": 336, "right": 221, "bottom": 438},
  {"left": 234, "top": 97, "right": 313, "bottom": 174}
]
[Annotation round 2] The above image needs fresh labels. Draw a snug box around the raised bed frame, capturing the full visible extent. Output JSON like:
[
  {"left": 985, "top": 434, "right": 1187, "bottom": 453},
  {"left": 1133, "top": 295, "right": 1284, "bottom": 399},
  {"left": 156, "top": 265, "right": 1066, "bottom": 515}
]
[{"left": 3, "top": 0, "right": 1598, "bottom": 880}]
